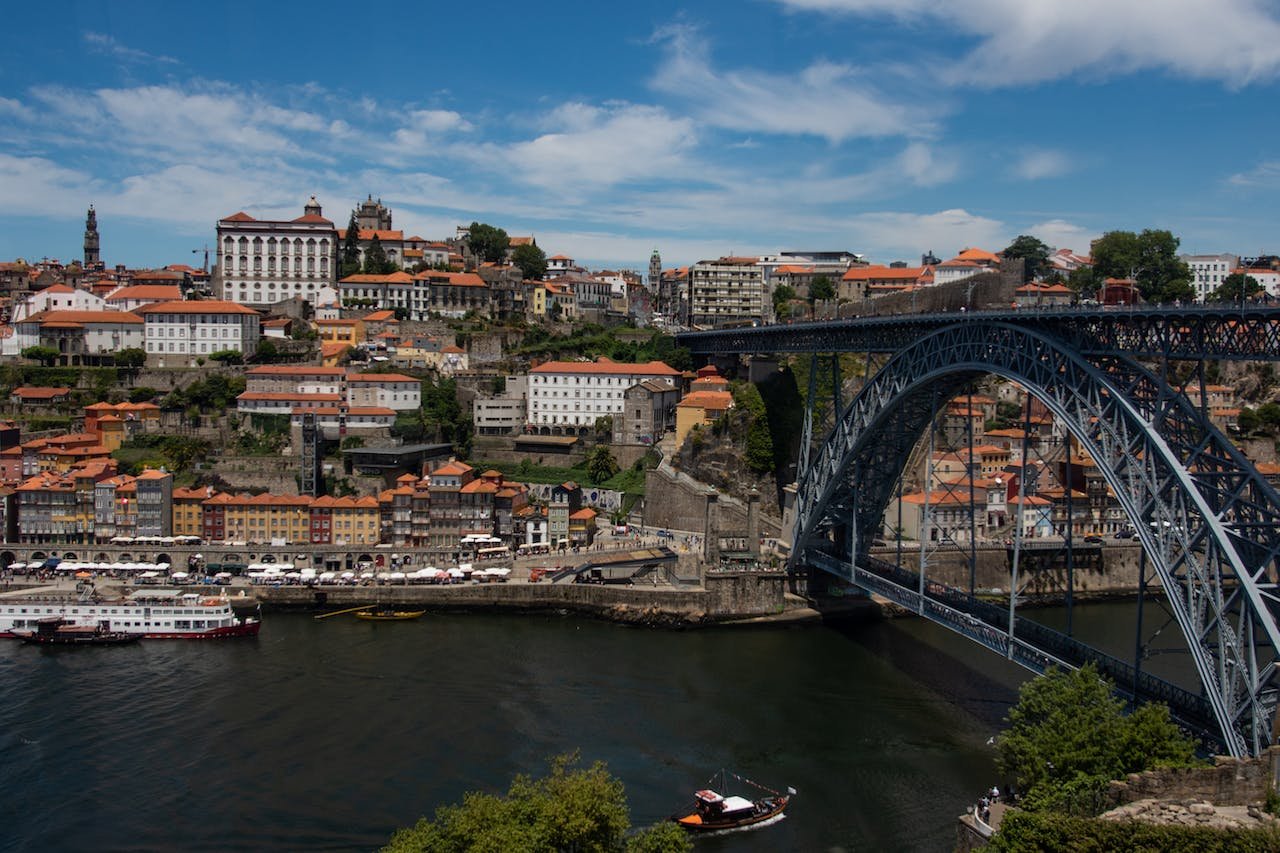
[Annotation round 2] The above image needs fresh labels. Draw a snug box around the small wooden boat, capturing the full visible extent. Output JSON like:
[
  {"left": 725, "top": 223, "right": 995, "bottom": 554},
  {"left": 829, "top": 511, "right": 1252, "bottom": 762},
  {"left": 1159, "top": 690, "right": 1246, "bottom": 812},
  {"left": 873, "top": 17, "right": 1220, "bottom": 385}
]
[
  {"left": 353, "top": 607, "right": 426, "bottom": 621},
  {"left": 672, "top": 770, "right": 793, "bottom": 833}
]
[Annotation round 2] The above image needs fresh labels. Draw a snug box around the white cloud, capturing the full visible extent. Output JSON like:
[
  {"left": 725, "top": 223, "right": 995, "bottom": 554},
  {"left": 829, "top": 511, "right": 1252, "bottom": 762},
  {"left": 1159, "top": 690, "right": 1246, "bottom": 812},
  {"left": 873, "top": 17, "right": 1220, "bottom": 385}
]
[
  {"left": 1011, "top": 149, "right": 1073, "bottom": 181},
  {"left": 897, "top": 142, "right": 959, "bottom": 186},
  {"left": 650, "top": 22, "right": 934, "bottom": 142},
  {"left": 773, "top": 0, "right": 1280, "bottom": 86},
  {"left": 493, "top": 102, "right": 697, "bottom": 192},
  {"left": 390, "top": 109, "right": 472, "bottom": 156},
  {"left": 0, "top": 97, "right": 29, "bottom": 121},
  {"left": 1228, "top": 160, "right": 1280, "bottom": 187},
  {"left": 845, "top": 208, "right": 1006, "bottom": 260},
  {"left": 83, "top": 31, "right": 178, "bottom": 65},
  {"left": 0, "top": 154, "right": 103, "bottom": 219},
  {"left": 1023, "top": 218, "right": 1098, "bottom": 253}
]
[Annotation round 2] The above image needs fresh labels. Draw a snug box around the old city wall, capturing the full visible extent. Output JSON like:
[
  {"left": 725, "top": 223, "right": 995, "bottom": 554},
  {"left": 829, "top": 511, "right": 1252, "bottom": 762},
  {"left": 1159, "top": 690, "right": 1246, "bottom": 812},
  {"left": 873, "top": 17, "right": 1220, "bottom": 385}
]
[
  {"left": 886, "top": 543, "right": 1144, "bottom": 597},
  {"left": 1104, "top": 748, "right": 1280, "bottom": 809},
  {"left": 643, "top": 464, "right": 782, "bottom": 539}
]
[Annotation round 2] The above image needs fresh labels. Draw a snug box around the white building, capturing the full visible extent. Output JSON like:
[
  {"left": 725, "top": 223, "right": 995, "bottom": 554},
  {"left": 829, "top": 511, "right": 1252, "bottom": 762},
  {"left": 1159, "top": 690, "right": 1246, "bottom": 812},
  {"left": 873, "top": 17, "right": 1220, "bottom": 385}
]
[
  {"left": 1182, "top": 253, "right": 1240, "bottom": 302},
  {"left": 10, "top": 310, "right": 145, "bottom": 359},
  {"left": 346, "top": 373, "right": 421, "bottom": 411},
  {"left": 11, "top": 283, "right": 107, "bottom": 322},
  {"left": 236, "top": 367, "right": 419, "bottom": 414},
  {"left": 527, "top": 358, "right": 680, "bottom": 434},
  {"left": 1244, "top": 267, "right": 1280, "bottom": 298},
  {"left": 216, "top": 196, "right": 338, "bottom": 308},
  {"left": 688, "top": 256, "right": 764, "bottom": 327},
  {"left": 289, "top": 406, "right": 396, "bottom": 432},
  {"left": 138, "top": 300, "right": 261, "bottom": 365}
]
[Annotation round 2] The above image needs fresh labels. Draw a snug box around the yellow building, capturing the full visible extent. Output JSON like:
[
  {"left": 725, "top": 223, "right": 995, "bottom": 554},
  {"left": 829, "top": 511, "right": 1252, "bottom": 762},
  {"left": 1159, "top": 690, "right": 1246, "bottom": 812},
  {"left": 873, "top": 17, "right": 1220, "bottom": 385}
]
[
  {"left": 325, "top": 495, "right": 381, "bottom": 545},
  {"left": 674, "top": 390, "right": 734, "bottom": 448},
  {"left": 313, "top": 318, "right": 366, "bottom": 348},
  {"left": 217, "top": 493, "right": 313, "bottom": 544},
  {"left": 529, "top": 283, "right": 546, "bottom": 317},
  {"left": 172, "top": 486, "right": 210, "bottom": 537}
]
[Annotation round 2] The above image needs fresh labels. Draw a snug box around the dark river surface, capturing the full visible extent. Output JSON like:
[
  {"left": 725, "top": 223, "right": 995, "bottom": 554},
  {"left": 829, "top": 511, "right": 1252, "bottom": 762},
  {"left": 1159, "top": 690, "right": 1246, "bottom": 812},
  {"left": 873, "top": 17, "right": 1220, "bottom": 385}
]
[{"left": 0, "top": 602, "right": 1152, "bottom": 852}]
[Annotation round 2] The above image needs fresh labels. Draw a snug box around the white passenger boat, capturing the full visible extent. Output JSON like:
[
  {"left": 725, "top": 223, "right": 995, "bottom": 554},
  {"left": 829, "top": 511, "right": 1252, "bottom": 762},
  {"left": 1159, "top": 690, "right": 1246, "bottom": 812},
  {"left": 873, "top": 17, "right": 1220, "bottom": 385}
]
[{"left": 0, "top": 586, "right": 260, "bottom": 640}]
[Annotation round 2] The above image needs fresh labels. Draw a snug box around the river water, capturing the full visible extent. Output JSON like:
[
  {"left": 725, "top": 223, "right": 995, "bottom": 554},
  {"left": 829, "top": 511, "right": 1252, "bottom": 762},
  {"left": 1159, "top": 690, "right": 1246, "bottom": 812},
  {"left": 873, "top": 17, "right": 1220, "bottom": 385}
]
[{"left": 0, "top": 608, "right": 1054, "bottom": 852}]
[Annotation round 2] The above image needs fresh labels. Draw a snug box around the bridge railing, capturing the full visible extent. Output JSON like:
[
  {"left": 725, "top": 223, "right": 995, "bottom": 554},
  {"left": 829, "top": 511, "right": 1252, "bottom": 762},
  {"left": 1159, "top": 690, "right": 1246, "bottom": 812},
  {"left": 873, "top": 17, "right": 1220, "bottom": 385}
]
[{"left": 808, "top": 548, "right": 1218, "bottom": 740}]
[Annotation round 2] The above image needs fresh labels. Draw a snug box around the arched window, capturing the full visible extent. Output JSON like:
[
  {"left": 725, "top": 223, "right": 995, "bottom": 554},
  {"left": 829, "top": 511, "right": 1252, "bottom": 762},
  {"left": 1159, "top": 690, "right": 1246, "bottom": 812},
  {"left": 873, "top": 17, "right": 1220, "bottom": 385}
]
[{"left": 239, "top": 255, "right": 248, "bottom": 272}]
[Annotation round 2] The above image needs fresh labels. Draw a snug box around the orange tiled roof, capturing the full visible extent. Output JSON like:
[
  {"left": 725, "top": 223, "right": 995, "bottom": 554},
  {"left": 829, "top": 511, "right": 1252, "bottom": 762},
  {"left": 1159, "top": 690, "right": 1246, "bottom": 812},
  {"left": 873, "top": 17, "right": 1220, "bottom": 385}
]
[
  {"left": 106, "top": 285, "right": 183, "bottom": 302},
  {"left": 531, "top": 358, "right": 678, "bottom": 377},
  {"left": 137, "top": 300, "right": 259, "bottom": 315}
]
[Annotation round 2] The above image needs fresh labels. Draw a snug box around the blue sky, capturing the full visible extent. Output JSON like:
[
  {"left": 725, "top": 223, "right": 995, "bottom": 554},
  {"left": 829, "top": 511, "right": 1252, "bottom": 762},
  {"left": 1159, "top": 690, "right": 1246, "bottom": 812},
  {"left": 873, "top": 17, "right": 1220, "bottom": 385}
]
[{"left": 3, "top": 0, "right": 1280, "bottom": 271}]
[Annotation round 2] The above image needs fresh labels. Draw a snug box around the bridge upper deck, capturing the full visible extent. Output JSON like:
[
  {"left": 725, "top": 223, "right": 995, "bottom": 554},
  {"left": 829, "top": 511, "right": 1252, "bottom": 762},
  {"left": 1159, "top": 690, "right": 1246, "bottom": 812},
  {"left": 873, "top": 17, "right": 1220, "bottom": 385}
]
[{"left": 677, "top": 304, "right": 1280, "bottom": 361}]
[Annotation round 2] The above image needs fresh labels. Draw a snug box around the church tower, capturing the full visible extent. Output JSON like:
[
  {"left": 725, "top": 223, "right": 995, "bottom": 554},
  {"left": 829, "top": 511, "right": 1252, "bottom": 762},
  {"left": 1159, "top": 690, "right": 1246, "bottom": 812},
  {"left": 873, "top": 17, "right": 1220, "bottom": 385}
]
[
  {"left": 83, "top": 205, "right": 101, "bottom": 267},
  {"left": 355, "top": 194, "right": 392, "bottom": 231},
  {"left": 649, "top": 248, "right": 662, "bottom": 307}
]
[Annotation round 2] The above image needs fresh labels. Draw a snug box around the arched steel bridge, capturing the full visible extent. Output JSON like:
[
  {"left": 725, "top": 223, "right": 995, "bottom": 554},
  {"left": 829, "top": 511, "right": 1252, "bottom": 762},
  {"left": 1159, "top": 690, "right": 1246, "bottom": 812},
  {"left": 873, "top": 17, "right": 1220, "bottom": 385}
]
[{"left": 679, "top": 305, "right": 1280, "bottom": 757}]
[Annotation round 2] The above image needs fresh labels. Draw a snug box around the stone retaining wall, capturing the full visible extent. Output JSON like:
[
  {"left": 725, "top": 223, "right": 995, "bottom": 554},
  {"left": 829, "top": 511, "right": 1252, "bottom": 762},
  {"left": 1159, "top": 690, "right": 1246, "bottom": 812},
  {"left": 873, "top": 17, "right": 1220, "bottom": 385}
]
[{"left": 1105, "top": 748, "right": 1280, "bottom": 809}]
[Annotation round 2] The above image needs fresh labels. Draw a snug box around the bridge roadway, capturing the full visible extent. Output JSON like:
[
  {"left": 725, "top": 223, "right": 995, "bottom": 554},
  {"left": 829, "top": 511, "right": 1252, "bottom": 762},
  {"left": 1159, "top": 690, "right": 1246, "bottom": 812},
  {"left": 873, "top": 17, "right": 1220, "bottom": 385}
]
[{"left": 678, "top": 304, "right": 1280, "bottom": 361}]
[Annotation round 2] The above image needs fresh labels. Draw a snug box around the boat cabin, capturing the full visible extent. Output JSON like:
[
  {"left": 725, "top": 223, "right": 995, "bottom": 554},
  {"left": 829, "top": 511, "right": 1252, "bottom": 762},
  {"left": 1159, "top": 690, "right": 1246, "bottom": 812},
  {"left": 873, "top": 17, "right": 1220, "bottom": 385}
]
[{"left": 693, "top": 790, "right": 755, "bottom": 818}]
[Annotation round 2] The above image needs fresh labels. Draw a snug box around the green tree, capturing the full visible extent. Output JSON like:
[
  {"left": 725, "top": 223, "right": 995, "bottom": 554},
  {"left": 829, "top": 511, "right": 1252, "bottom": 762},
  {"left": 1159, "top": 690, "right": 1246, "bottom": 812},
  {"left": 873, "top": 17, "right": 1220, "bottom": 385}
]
[
  {"left": 1002, "top": 235, "right": 1052, "bottom": 283},
  {"left": 733, "top": 382, "right": 774, "bottom": 474},
  {"left": 129, "top": 386, "right": 158, "bottom": 403},
  {"left": 587, "top": 445, "right": 620, "bottom": 483},
  {"left": 383, "top": 753, "right": 690, "bottom": 853},
  {"left": 363, "top": 234, "right": 394, "bottom": 274},
  {"left": 1091, "top": 229, "right": 1193, "bottom": 303},
  {"left": 21, "top": 345, "right": 59, "bottom": 366},
  {"left": 115, "top": 347, "right": 146, "bottom": 371},
  {"left": 255, "top": 339, "right": 279, "bottom": 363},
  {"left": 468, "top": 221, "right": 510, "bottom": 263},
  {"left": 1209, "top": 272, "right": 1263, "bottom": 303},
  {"left": 208, "top": 349, "right": 242, "bottom": 365},
  {"left": 996, "top": 664, "right": 1199, "bottom": 816},
  {"left": 808, "top": 275, "right": 835, "bottom": 303},
  {"left": 772, "top": 284, "right": 796, "bottom": 319},
  {"left": 340, "top": 213, "right": 362, "bottom": 278},
  {"left": 512, "top": 243, "right": 548, "bottom": 280}
]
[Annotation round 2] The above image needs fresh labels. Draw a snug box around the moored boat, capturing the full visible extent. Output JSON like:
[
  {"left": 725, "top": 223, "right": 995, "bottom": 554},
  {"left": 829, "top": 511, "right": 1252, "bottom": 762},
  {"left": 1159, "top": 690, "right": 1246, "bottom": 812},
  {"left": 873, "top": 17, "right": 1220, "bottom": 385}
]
[
  {"left": 672, "top": 770, "right": 793, "bottom": 833},
  {"left": 0, "top": 585, "right": 260, "bottom": 640},
  {"left": 354, "top": 606, "right": 426, "bottom": 621}
]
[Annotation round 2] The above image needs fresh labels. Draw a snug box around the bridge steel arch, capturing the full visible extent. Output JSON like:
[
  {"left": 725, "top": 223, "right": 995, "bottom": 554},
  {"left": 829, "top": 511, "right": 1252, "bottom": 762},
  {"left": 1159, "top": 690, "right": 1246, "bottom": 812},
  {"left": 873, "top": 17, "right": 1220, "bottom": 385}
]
[{"left": 791, "top": 320, "right": 1280, "bottom": 757}]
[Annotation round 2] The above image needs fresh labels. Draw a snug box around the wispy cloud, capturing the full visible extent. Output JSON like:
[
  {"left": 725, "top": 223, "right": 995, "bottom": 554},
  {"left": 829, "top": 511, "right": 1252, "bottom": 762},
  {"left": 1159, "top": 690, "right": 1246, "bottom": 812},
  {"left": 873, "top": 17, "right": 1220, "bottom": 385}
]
[
  {"left": 83, "top": 32, "right": 179, "bottom": 66},
  {"left": 1010, "top": 149, "right": 1073, "bottom": 181},
  {"left": 649, "top": 22, "right": 936, "bottom": 143},
  {"left": 773, "top": 0, "right": 1280, "bottom": 86},
  {"left": 1228, "top": 160, "right": 1280, "bottom": 187}
]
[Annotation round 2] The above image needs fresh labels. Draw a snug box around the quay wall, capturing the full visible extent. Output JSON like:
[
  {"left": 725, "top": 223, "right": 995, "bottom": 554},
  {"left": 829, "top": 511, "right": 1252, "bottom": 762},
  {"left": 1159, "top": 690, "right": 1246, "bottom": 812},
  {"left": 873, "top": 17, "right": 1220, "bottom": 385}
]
[
  {"left": 644, "top": 465, "right": 782, "bottom": 539},
  {"left": 254, "top": 570, "right": 787, "bottom": 623},
  {"left": 875, "top": 544, "right": 1144, "bottom": 598}
]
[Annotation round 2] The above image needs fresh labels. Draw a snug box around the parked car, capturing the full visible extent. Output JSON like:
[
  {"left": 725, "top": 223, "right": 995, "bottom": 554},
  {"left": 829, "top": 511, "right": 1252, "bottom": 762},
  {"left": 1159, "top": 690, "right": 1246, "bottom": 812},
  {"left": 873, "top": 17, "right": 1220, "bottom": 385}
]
[
  {"left": 1083, "top": 534, "right": 1105, "bottom": 544},
  {"left": 1114, "top": 529, "right": 1135, "bottom": 539}
]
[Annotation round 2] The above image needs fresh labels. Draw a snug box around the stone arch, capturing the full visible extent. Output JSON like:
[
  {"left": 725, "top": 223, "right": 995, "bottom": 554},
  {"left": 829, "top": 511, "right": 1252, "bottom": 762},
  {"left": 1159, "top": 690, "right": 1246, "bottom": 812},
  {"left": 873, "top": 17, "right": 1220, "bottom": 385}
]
[
  {"left": 62, "top": 552, "right": 77, "bottom": 561},
  {"left": 0, "top": 551, "right": 14, "bottom": 568},
  {"left": 793, "top": 321, "right": 1280, "bottom": 757},
  {"left": 154, "top": 553, "right": 171, "bottom": 566}
]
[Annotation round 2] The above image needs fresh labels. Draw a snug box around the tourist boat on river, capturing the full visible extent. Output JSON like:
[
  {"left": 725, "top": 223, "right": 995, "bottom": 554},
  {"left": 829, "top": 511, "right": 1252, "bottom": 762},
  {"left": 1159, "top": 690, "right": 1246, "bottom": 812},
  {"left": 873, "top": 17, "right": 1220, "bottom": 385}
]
[
  {"left": 354, "top": 606, "right": 426, "bottom": 621},
  {"left": 19, "top": 616, "right": 140, "bottom": 646},
  {"left": 0, "top": 586, "right": 261, "bottom": 640},
  {"left": 672, "top": 770, "right": 793, "bottom": 833}
]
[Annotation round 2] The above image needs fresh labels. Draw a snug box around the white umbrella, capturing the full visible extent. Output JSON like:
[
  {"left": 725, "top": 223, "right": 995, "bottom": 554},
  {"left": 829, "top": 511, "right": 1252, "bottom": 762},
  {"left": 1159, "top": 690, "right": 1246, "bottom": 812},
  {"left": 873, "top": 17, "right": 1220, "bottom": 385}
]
[{"left": 341, "top": 571, "right": 355, "bottom": 579}]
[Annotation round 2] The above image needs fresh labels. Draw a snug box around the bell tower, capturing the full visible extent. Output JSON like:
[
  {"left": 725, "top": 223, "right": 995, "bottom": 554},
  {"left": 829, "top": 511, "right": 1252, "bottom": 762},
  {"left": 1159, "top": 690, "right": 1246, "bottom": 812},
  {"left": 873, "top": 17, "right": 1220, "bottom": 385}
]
[{"left": 84, "top": 205, "right": 101, "bottom": 267}]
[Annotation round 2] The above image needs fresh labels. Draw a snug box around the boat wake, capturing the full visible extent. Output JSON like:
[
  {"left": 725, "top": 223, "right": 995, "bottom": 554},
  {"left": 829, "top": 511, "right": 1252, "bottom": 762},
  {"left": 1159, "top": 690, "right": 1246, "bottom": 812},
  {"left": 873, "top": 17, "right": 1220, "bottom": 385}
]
[{"left": 698, "top": 812, "right": 787, "bottom": 837}]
